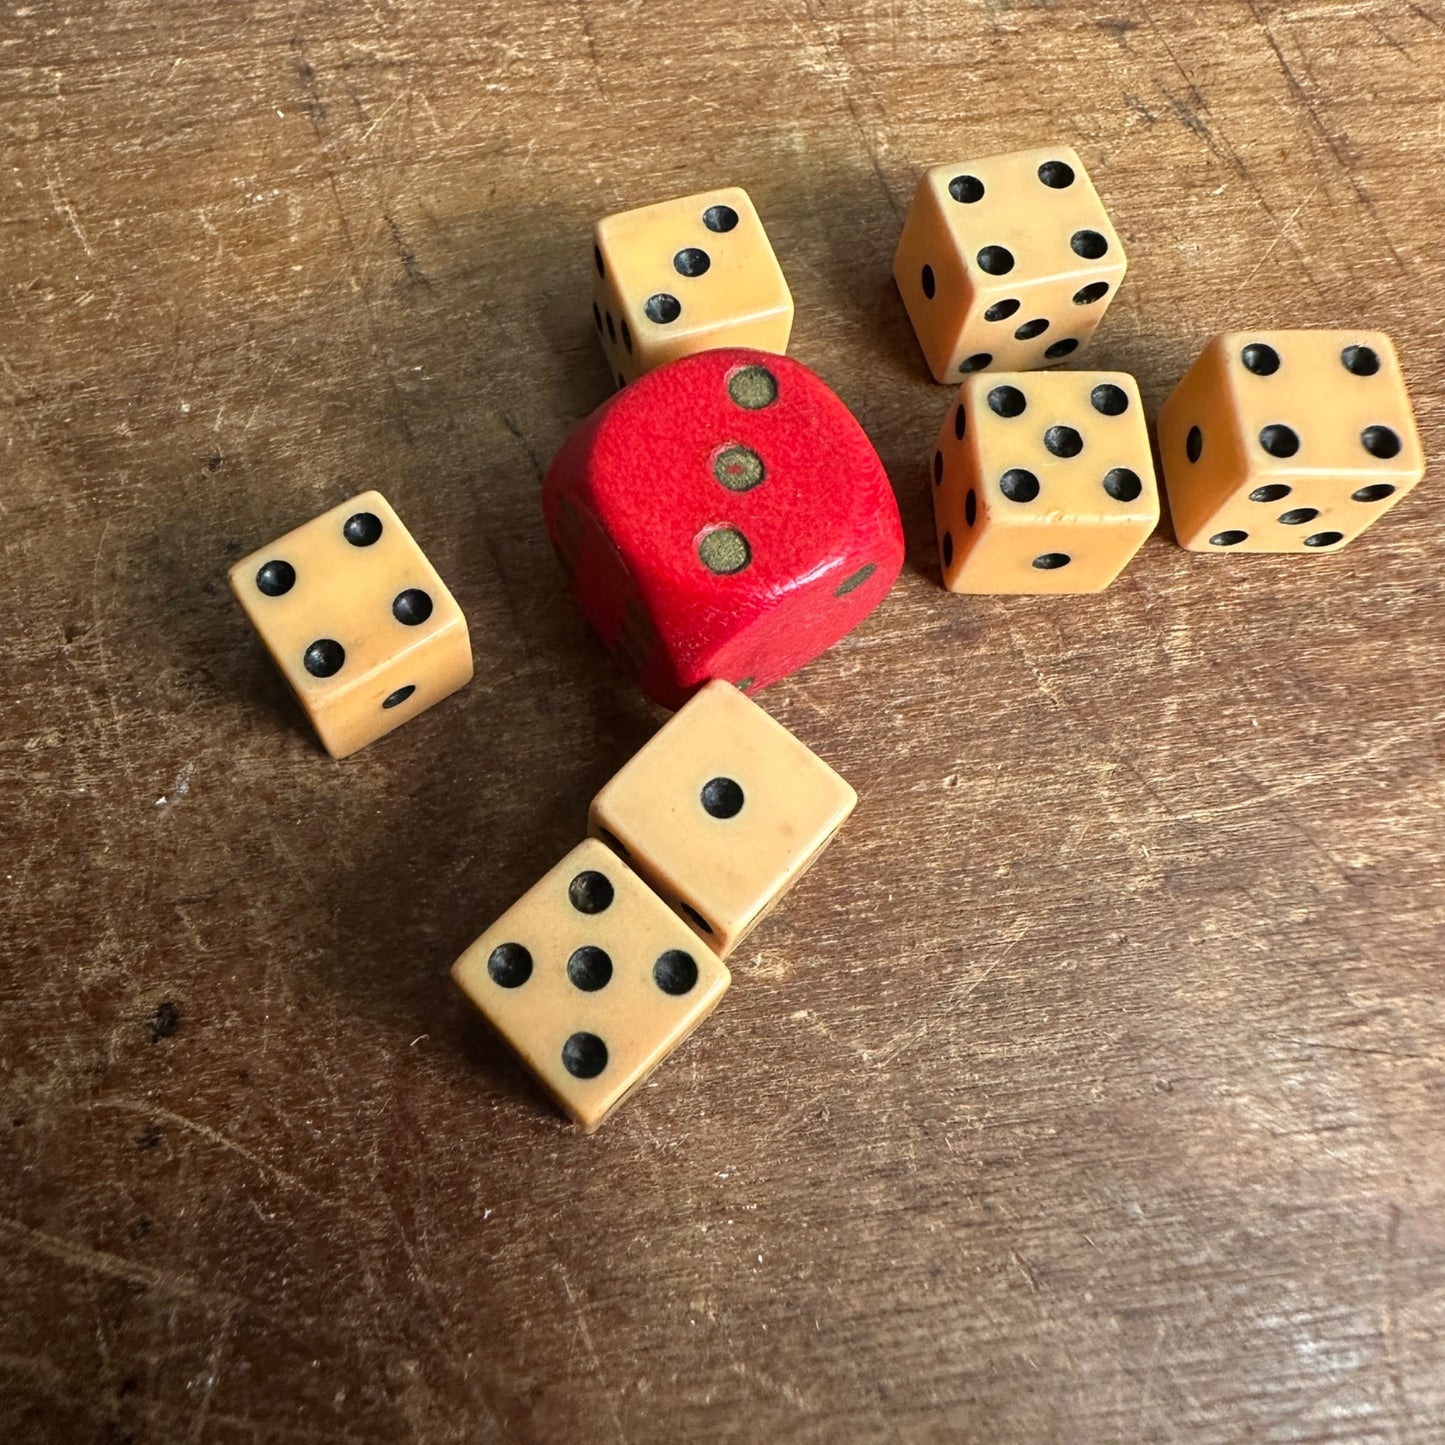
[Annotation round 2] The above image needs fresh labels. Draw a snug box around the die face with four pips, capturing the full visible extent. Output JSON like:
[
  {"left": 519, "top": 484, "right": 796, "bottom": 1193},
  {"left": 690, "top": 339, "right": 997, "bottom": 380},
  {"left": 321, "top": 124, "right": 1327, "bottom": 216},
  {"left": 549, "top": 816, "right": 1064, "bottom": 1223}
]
[
  {"left": 543, "top": 348, "right": 904, "bottom": 710},
  {"left": 451, "top": 839, "right": 731, "bottom": 1133},
  {"left": 933, "top": 370, "right": 1159, "bottom": 594},
  {"left": 592, "top": 186, "right": 793, "bottom": 387},
  {"left": 1157, "top": 330, "right": 1425, "bottom": 554},
  {"left": 228, "top": 491, "right": 472, "bottom": 758},
  {"left": 589, "top": 680, "right": 857, "bottom": 958},
  {"left": 893, "top": 146, "right": 1127, "bottom": 383}
]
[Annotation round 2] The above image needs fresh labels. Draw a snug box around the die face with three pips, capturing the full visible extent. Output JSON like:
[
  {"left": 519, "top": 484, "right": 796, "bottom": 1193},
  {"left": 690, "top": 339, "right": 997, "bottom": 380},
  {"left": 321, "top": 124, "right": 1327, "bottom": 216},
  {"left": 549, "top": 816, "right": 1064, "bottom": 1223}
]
[
  {"left": 543, "top": 348, "right": 904, "bottom": 710},
  {"left": 228, "top": 491, "right": 472, "bottom": 758},
  {"left": 592, "top": 186, "right": 793, "bottom": 386},
  {"left": 1157, "top": 330, "right": 1424, "bottom": 553},
  {"left": 894, "top": 146, "right": 1127, "bottom": 383}
]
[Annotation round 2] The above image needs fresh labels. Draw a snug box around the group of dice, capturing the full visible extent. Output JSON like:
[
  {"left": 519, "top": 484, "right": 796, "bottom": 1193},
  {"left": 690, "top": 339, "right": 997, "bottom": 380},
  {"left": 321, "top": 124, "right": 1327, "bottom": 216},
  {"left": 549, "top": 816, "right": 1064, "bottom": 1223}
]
[
  {"left": 229, "top": 480, "right": 858, "bottom": 1130},
  {"left": 893, "top": 146, "right": 1424, "bottom": 586},
  {"left": 228, "top": 141, "right": 1425, "bottom": 1131}
]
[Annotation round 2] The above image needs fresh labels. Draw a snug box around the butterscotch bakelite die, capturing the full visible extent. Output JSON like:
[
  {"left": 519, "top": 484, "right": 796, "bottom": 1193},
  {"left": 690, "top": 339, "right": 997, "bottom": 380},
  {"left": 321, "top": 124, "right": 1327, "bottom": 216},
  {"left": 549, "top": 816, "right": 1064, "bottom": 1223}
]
[
  {"left": 932, "top": 370, "right": 1159, "bottom": 593},
  {"left": 228, "top": 491, "right": 472, "bottom": 758},
  {"left": 893, "top": 146, "right": 1127, "bottom": 383},
  {"left": 589, "top": 680, "right": 856, "bottom": 957},
  {"left": 451, "top": 839, "right": 731, "bottom": 1132},
  {"left": 592, "top": 187, "right": 793, "bottom": 386},
  {"left": 1157, "top": 330, "right": 1425, "bottom": 553}
]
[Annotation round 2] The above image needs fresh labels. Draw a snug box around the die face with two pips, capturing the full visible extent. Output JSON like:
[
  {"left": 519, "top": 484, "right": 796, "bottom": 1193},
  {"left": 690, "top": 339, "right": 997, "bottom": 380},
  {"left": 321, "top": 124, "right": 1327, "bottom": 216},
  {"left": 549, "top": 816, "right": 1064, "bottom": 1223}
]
[
  {"left": 228, "top": 491, "right": 472, "bottom": 758},
  {"left": 894, "top": 146, "right": 1127, "bottom": 383},
  {"left": 593, "top": 186, "right": 793, "bottom": 386},
  {"left": 451, "top": 839, "right": 731, "bottom": 1133},
  {"left": 543, "top": 348, "right": 904, "bottom": 710},
  {"left": 589, "top": 680, "right": 857, "bottom": 957},
  {"left": 933, "top": 371, "right": 1159, "bottom": 594},
  {"left": 1157, "top": 330, "right": 1424, "bottom": 553}
]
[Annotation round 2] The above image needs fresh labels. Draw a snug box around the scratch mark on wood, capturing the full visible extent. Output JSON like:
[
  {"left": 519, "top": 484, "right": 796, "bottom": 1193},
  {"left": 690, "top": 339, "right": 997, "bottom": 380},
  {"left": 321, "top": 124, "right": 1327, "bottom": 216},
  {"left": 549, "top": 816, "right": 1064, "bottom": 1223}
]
[
  {"left": 1240, "top": 184, "right": 1320, "bottom": 285},
  {"left": 556, "top": 1263, "right": 630, "bottom": 1442},
  {"left": 575, "top": 0, "right": 610, "bottom": 100},
  {"left": 1011, "top": 1249, "right": 1040, "bottom": 1293},
  {"left": 385, "top": 214, "right": 433, "bottom": 288},
  {"left": 799, "top": 0, "right": 902, "bottom": 221},
  {"left": 92, "top": 1097, "right": 329, "bottom": 1206},
  {"left": 43, "top": 171, "right": 96, "bottom": 260},
  {"left": 1244, "top": 0, "right": 1407, "bottom": 269}
]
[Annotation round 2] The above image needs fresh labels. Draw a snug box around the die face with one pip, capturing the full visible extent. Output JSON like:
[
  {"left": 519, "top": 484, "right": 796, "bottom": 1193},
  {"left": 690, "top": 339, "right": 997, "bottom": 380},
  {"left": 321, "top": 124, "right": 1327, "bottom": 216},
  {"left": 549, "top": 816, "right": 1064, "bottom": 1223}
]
[
  {"left": 893, "top": 146, "right": 1126, "bottom": 383},
  {"left": 229, "top": 491, "right": 472, "bottom": 758},
  {"left": 1156, "top": 330, "right": 1425, "bottom": 553},
  {"left": 592, "top": 186, "right": 792, "bottom": 386},
  {"left": 544, "top": 348, "right": 904, "bottom": 710},
  {"left": 451, "top": 839, "right": 731, "bottom": 1132},
  {"left": 933, "top": 371, "right": 1159, "bottom": 594},
  {"left": 589, "top": 680, "right": 857, "bottom": 958}
]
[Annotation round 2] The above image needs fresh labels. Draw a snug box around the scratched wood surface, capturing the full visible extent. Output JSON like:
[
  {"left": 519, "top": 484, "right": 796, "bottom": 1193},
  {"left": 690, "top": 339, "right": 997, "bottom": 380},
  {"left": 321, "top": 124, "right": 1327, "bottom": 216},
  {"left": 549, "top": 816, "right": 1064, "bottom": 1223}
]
[{"left": 3, "top": 0, "right": 1444, "bottom": 1440}]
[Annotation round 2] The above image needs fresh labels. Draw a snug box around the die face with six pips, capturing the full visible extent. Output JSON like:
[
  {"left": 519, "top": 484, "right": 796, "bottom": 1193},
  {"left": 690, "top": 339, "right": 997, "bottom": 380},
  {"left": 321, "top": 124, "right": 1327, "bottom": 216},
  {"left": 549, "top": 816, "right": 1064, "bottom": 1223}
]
[
  {"left": 1157, "top": 330, "right": 1424, "bottom": 553},
  {"left": 228, "top": 491, "right": 472, "bottom": 758},
  {"left": 450, "top": 838, "right": 731, "bottom": 1133},
  {"left": 894, "top": 146, "right": 1127, "bottom": 383}
]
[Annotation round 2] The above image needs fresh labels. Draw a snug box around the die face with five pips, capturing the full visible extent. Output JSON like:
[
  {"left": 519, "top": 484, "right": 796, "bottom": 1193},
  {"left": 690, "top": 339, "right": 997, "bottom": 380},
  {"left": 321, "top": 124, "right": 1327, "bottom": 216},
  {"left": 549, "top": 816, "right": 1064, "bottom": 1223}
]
[
  {"left": 589, "top": 680, "right": 858, "bottom": 958},
  {"left": 894, "top": 146, "right": 1127, "bottom": 383},
  {"left": 451, "top": 838, "right": 731, "bottom": 1133},
  {"left": 228, "top": 491, "right": 472, "bottom": 758},
  {"left": 593, "top": 186, "right": 793, "bottom": 386},
  {"left": 1157, "top": 330, "right": 1424, "bottom": 553},
  {"left": 933, "top": 370, "right": 1159, "bottom": 593}
]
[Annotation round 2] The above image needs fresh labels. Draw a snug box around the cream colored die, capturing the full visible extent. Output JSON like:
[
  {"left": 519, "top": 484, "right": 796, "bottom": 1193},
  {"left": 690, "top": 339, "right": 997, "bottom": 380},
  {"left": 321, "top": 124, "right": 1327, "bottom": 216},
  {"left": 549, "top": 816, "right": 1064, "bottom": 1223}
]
[
  {"left": 589, "top": 680, "right": 856, "bottom": 957},
  {"left": 933, "top": 371, "right": 1159, "bottom": 594},
  {"left": 451, "top": 839, "right": 731, "bottom": 1132},
  {"left": 228, "top": 491, "right": 472, "bottom": 758},
  {"left": 893, "top": 146, "right": 1126, "bottom": 383},
  {"left": 1156, "top": 330, "right": 1425, "bottom": 553},
  {"left": 592, "top": 186, "right": 793, "bottom": 385}
]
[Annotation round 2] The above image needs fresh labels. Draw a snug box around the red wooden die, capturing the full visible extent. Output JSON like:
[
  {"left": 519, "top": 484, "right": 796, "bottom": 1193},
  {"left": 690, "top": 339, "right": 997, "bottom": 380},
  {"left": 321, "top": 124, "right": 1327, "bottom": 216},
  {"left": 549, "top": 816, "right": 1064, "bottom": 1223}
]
[{"left": 543, "top": 348, "right": 904, "bottom": 709}]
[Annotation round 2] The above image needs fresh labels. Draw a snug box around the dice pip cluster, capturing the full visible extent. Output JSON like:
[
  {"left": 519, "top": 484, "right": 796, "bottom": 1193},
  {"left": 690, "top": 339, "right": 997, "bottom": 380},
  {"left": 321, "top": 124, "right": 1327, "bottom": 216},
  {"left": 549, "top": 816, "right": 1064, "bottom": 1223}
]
[{"left": 228, "top": 144, "right": 1425, "bottom": 1131}]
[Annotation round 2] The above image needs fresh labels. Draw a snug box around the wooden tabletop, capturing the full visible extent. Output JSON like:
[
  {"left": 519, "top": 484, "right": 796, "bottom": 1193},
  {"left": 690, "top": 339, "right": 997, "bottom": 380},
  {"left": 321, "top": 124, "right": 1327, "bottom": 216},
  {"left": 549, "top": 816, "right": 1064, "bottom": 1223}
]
[{"left": 3, "top": 1, "right": 1443, "bottom": 1440}]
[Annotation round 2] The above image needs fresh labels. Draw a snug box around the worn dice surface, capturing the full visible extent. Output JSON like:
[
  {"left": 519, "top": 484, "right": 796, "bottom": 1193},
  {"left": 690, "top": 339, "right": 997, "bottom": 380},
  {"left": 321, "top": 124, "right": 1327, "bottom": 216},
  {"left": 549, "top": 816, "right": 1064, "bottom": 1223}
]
[
  {"left": 1157, "top": 330, "right": 1424, "bottom": 554},
  {"left": 893, "top": 146, "right": 1126, "bottom": 383},
  {"left": 932, "top": 371, "right": 1159, "bottom": 594},
  {"left": 590, "top": 680, "right": 856, "bottom": 958},
  {"left": 228, "top": 491, "right": 472, "bottom": 758},
  {"left": 592, "top": 186, "right": 792, "bottom": 386},
  {"left": 544, "top": 348, "right": 904, "bottom": 709},
  {"left": 451, "top": 839, "right": 731, "bottom": 1132}
]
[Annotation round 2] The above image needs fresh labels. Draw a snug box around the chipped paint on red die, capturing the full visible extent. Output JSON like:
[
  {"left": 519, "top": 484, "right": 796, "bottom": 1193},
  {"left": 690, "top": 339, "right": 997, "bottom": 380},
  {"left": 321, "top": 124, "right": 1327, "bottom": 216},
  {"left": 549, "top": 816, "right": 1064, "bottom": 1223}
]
[{"left": 543, "top": 349, "right": 904, "bottom": 709}]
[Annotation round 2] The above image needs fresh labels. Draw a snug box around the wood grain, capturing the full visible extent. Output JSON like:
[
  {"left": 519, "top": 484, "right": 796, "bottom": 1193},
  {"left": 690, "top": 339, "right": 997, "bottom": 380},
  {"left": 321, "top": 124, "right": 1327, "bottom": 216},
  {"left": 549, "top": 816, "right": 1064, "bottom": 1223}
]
[{"left": 2, "top": 1, "right": 1443, "bottom": 1440}]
